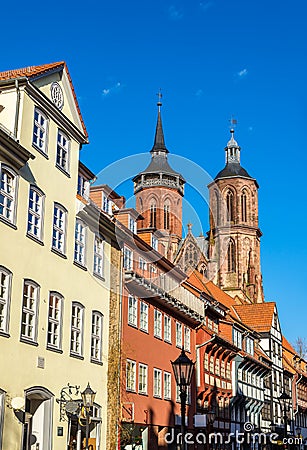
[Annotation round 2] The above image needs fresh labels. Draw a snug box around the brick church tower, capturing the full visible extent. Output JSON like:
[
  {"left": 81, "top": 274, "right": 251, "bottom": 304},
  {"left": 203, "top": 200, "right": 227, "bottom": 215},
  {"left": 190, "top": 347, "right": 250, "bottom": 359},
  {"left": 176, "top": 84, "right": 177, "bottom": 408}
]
[
  {"left": 133, "top": 100, "right": 185, "bottom": 260},
  {"left": 207, "top": 129, "right": 264, "bottom": 304}
]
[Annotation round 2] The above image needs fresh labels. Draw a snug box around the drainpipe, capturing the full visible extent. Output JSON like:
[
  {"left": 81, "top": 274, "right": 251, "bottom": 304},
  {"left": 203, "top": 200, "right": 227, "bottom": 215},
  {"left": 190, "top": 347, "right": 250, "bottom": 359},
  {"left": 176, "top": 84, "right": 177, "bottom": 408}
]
[
  {"left": 293, "top": 374, "right": 303, "bottom": 433},
  {"left": 116, "top": 249, "right": 124, "bottom": 450},
  {"left": 196, "top": 335, "right": 216, "bottom": 387},
  {"left": 14, "top": 79, "right": 21, "bottom": 139}
]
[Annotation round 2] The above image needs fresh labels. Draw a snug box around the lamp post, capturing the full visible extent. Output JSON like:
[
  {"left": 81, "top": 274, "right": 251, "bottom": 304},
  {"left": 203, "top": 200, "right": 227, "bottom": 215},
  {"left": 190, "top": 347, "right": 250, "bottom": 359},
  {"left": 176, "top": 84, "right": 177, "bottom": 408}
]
[
  {"left": 171, "top": 348, "right": 195, "bottom": 450},
  {"left": 279, "top": 391, "right": 291, "bottom": 446},
  {"left": 206, "top": 408, "right": 216, "bottom": 450},
  {"left": 81, "top": 383, "right": 96, "bottom": 450}
]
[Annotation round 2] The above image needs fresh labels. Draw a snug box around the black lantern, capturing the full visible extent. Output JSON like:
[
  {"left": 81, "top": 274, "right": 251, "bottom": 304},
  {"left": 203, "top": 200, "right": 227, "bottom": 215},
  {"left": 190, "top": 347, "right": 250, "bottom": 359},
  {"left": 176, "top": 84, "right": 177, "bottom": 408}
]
[
  {"left": 171, "top": 348, "right": 195, "bottom": 388},
  {"left": 81, "top": 383, "right": 96, "bottom": 410},
  {"left": 278, "top": 391, "right": 291, "bottom": 441},
  {"left": 171, "top": 349, "right": 195, "bottom": 450},
  {"left": 207, "top": 409, "right": 216, "bottom": 425}
]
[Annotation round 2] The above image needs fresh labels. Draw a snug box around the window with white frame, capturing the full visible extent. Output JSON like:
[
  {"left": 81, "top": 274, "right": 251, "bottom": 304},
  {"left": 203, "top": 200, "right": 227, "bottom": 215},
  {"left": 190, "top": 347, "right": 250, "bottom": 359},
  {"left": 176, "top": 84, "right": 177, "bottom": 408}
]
[
  {"left": 102, "top": 194, "right": 110, "bottom": 214},
  {"left": 164, "top": 372, "right": 171, "bottom": 400},
  {"left": 138, "top": 364, "right": 148, "bottom": 394},
  {"left": 140, "top": 302, "right": 148, "bottom": 332},
  {"left": 27, "top": 186, "right": 44, "bottom": 240},
  {"left": 47, "top": 292, "right": 63, "bottom": 350},
  {"left": 0, "top": 267, "right": 12, "bottom": 334},
  {"left": 91, "top": 311, "right": 103, "bottom": 363},
  {"left": 139, "top": 257, "right": 147, "bottom": 271},
  {"left": 128, "top": 295, "right": 137, "bottom": 327},
  {"left": 74, "top": 219, "right": 86, "bottom": 265},
  {"left": 153, "top": 368, "right": 162, "bottom": 397},
  {"left": 245, "top": 336, "right": 254, "bottom": 356},
  {"left": 184, "top": 327, "right": 191, "bottom": 352},
  {"left": 126, "top": 360, "right": 136, "bottom": 391},
  {"left": 77, "top": 175, "right": 88, "bottom": 198},
  {"left": 93, "top": 236, "right": 104, "bottom": 277},
  {"left": 123, "top": 247, "right": 132, "bottom": 270},
  {"left": 129, "top": 216, "right": 136, "bottom": 233},
  {"left": 56, "top": 130, "right": 70, "bottom": 173},
  {"left": 21, "top": 280, "right": 39, "bottom": 342},
  {"left": 176, "top": 385, "right": 191, "bottom": 404},
  {"left": 70, "top": 302, "right": 84, "bottom": 356},
  {"left": 176, "top": 322, "right": 182, "bottom": 348},
  {"left": 233, "top": 328, "right": 242, "bottom": 349},
  {"left": 52, "top": 204, "right": 67, "bottom": 254},
  {"left": 32, "top": 107, "right": 48, "bottom": 153},
  {"left": 152, "top": 235, "right": 158, "bottom": 251},
  {"left": 154, "top": 309, "right": 162, "bottom": 338},
  {"left": 164, "top": 315, "right": 171, "bottom": 343},
  {"left": 0, "top": 165, "right": 17, "bottom": 224}
]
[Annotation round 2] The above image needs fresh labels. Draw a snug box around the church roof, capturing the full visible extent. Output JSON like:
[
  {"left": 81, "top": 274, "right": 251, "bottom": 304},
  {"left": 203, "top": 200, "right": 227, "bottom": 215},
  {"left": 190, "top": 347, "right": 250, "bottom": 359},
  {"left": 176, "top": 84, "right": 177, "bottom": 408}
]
[
  {"left": 133, "top": 101, "right": 184, "bottom": 182},
  {"left": 0, "top": 61, "right": 88, "bottom": 138},
  {"left": 215, "top": 162, "right": 252, "bottom": 180},
  {"left": 214, "top": 129, "right": 255, "bottom": 183}
]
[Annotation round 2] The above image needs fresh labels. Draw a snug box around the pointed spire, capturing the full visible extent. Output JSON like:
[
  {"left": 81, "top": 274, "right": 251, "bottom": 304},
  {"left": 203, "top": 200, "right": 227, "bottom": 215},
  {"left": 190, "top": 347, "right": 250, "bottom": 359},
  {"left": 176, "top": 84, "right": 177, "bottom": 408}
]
[{"left": 151, "top": 90, "right": 169, "bottom": 154}]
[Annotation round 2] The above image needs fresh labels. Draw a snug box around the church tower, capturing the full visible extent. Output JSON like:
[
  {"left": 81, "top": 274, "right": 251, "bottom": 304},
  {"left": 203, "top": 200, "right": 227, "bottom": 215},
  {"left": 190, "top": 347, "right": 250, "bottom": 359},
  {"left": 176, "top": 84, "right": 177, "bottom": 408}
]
[
  {"left": 133, "top": 99, "right": 185, "bottom": 260},
  {"left": 207, "top": 129, "right": 264, "bottom": 304}
]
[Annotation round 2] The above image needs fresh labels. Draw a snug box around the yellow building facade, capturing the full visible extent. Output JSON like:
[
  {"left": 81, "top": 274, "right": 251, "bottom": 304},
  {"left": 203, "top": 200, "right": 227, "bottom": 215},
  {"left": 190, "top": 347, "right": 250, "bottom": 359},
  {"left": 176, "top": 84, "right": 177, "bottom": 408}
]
[{"left": 0, "top": 62, "right": 120, "bottom": 450}]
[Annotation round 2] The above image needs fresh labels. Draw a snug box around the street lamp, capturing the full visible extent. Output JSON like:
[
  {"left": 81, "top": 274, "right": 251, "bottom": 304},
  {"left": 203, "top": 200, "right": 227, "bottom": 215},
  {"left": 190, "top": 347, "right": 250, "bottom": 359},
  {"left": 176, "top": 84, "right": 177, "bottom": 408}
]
[
  {"left": 171, "top": 348, "right": 195, "bottom": 449},
  {"left": 81, "top": 383, "right": 96, "bottom": 450},
  {"left": 206, "top": 408, "right": 216, "bottom": 450},
  {"left": 278, "top": 391, "right": 291, "bottom": 444}
]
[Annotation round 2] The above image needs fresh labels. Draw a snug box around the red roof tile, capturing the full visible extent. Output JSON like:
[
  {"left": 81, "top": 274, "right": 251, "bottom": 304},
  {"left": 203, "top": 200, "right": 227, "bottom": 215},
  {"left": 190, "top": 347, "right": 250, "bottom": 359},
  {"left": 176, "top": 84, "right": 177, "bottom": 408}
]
[
  {"left": 232, "top": 303, "right": 276, "bottom": 332},
  {"left": 0, "top": 62, "right": 88, "bottom": 139}
]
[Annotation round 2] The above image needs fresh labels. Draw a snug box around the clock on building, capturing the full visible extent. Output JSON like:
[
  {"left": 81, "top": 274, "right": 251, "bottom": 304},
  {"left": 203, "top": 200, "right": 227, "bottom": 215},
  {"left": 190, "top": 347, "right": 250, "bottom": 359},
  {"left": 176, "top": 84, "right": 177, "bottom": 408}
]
[{"left": 50, "top": 82, "right": 64, "bottom": 110}]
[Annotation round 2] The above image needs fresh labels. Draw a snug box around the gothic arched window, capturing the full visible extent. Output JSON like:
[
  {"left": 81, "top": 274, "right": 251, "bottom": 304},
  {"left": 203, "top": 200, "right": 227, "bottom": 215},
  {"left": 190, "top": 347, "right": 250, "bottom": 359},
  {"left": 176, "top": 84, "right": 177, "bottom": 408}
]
[
  {"left": 164, "top": 200, "right": 170, "bottom": 229},
  {"left": 241, "top": 189, "right": 247, "bottom": 222},
  {"left": 215, "top": 190, "right": 220, "bottom": 226},
  {"left": 150, "top": 202, "right": 156, "bottom": 228},
  {"left": 227, "top": 239, "right": 236, "bottom": 272},
  {"left": 226, "top": 189, "right": 234, "bottom": 223}
]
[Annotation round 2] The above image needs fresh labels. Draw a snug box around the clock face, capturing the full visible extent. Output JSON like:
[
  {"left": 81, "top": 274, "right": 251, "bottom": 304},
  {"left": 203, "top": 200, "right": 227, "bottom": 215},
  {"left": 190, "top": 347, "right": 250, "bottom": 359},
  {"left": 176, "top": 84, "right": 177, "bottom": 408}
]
[{"left": 50, "top": 82, "right": 64, "bottom": 110}]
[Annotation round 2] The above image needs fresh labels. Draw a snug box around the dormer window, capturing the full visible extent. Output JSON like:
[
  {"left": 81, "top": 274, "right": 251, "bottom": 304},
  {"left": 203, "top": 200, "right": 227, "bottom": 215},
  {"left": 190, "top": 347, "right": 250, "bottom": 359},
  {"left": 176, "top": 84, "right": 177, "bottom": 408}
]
[
  {"left": 233, "top": 328, "right": 242, "bottom": 349},
  {"left": 102, "top": 195, "right": 110, "bottom": 214},
  {"left": 129, "top": 216, "right": 136, "bottom": 233},
  {"left": 77, "top": 175, "right": 87, "bottom": 198},
  {"left": 152, "top": 235, "right": 158, "bottom": 251},
  {"left": 245, "top": 336, "right": 254, "bottom": 356}
]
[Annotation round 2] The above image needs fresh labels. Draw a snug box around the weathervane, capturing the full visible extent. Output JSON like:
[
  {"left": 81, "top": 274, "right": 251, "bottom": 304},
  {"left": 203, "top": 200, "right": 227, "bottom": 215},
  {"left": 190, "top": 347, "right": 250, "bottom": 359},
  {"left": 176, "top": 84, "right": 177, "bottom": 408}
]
[
  {"left": 156, "top": 89, "right": 162, "bottom": 111},
  {"left": 229, "top": 116, "right": 238, "bottom": 130}
]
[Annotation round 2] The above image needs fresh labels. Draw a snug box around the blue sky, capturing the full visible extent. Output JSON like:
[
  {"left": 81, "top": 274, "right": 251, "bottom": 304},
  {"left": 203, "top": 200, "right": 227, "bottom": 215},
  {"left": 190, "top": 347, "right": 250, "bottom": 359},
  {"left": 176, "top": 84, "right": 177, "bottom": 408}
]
[{"left": 1, "top": 0, "right": 307, "bottom": 344}]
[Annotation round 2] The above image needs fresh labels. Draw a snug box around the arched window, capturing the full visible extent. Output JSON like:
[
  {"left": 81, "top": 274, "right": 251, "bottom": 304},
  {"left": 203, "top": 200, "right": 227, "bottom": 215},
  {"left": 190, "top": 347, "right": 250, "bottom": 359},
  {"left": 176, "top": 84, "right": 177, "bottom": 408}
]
[
  {"left": 241, "top": 189, "right": 247, "bottom": 222},
  {"left": 164, "top": 200, "right": 170, "bottom": 229},
  {"left": 226, "top": 189, "right": 234, "bottom": 223},
  {"left": 150, "top": 202, "right": 156, "bottom": 228},
  {"left": 227, "top": 239, "right": 236, "bottom": 272},
  {"left": 215, "top": 190, "right": 220, "bottom": 226}
]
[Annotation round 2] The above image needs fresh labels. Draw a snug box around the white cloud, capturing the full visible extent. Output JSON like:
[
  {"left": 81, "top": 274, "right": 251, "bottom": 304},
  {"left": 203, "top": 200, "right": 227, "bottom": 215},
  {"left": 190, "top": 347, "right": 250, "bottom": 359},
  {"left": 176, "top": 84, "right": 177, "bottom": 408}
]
[
  {"left": 102, "top": 82, "right": 122, "bottom": 97},
  {"left": 199, "top": 1, "right": 213, "bottom": 12},
  {"left": 195, "top": 89, "right": 204, "bottom": 97},
  {"left": 237, "top": 68, "right": 248, "bottom": 78},
  {"left": 168, "top": 5, "right": 184, "bottom": 20}
]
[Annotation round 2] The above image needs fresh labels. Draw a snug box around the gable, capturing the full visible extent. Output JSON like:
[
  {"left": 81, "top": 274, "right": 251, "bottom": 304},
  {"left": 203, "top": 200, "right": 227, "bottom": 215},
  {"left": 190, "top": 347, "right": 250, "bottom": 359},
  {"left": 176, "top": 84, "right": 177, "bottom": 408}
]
[
  {"left": 31, "top": 66, "right": 86, "bottom": 138},
  {"left": 174, "top": 232, "right": 208, "bottom": 274},
  {"left": 0, "top": 62, "right": 87, "bottom": 139}
]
